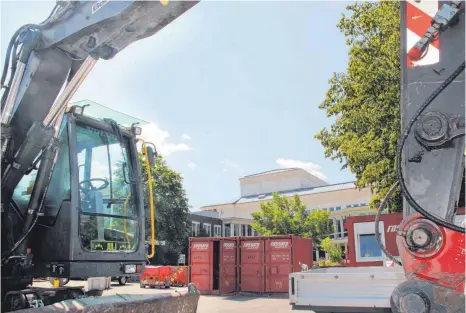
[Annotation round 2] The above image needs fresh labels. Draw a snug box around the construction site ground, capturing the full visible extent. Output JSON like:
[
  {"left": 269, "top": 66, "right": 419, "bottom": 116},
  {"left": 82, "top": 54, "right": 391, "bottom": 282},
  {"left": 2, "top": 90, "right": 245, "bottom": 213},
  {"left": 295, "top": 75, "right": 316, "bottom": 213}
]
[{"left": 32, "top": 280, "right": 295, "bottom": 313}]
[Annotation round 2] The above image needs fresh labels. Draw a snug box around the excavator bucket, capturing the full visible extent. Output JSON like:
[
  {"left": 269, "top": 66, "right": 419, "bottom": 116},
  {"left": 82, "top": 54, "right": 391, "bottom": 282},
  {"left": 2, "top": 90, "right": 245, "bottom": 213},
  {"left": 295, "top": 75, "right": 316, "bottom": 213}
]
[{"left": 14, "top": 284, "right": 200, "bottom": 313}]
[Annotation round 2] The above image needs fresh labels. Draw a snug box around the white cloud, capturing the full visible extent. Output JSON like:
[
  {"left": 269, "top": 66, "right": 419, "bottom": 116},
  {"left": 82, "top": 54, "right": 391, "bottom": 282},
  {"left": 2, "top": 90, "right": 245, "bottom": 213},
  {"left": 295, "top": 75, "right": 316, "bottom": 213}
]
[
  {"left": 181, "top": 134, "right": 192, "bottom": 140},
  {"left": 140, "top": 123, "right": 190, "bottom": 157},
  {"left": 188, "top": 161, "right": 197, "bottom": 169},
  {"left": 220, "top": 159, "right": 240, "bottom": 173},
  {"left": 276, "top": 158, "right": 327, "bottom": 180}
]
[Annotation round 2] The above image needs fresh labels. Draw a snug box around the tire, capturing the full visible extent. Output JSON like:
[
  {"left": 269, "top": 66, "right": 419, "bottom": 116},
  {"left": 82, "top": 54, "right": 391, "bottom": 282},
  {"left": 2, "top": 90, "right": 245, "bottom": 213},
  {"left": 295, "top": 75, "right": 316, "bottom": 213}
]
[{"left": 118, "top": 276, "right": 127, "bottom": 285}]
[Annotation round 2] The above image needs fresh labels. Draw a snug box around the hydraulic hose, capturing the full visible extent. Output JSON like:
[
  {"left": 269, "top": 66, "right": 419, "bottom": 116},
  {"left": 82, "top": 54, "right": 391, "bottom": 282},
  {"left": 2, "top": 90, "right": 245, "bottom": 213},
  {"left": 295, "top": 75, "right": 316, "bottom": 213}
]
[
  {"left": 396, "top": 61, "right": 465, "bottom": 234},
  {"left": 375, "top": 181, "right": 402, "bottom": 266}
]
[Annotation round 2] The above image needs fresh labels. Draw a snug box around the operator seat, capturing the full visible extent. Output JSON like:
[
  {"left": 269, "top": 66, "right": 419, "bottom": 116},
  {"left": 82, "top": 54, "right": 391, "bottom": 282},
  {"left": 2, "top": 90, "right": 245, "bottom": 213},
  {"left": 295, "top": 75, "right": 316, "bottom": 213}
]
[{"left": 88, "top": 190, "right": 105, "bottom": 241}]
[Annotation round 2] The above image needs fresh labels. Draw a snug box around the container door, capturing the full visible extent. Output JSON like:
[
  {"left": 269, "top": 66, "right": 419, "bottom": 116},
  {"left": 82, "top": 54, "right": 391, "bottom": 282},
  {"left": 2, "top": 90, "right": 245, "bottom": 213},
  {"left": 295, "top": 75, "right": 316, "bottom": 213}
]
[
  {"left": 219, "top": 239, "right": 237, "bottom": 294},
  {"left": 190, "top": 241, "right": 212, "bottom": 293},
  {"left": 266, "top": 238, "right": 292, "bottom": 292},
  {"left": 240, "top": 240, "right": 265, "bottom": 292}
]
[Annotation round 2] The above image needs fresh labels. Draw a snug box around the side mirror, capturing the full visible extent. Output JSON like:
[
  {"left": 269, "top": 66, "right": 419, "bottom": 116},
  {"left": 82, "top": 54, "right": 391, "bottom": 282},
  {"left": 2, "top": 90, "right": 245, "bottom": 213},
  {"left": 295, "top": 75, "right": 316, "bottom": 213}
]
[{"left": 146, "top": 146, "right": 156, "bottom": 167}]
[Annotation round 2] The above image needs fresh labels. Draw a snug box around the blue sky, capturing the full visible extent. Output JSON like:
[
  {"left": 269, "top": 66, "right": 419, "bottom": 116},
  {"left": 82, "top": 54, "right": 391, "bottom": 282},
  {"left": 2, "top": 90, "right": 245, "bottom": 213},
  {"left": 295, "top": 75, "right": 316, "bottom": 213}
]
[{"left": 1, "top": 1, "right": 355, "bottom": 210}]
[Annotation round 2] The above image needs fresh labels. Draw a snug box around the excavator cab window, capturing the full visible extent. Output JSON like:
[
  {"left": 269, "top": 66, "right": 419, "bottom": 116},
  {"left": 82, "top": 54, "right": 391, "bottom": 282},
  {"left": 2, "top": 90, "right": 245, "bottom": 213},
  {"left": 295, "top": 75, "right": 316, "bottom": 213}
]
[{"left": 76, "top": 123, "right": 139, "bottom": 252}]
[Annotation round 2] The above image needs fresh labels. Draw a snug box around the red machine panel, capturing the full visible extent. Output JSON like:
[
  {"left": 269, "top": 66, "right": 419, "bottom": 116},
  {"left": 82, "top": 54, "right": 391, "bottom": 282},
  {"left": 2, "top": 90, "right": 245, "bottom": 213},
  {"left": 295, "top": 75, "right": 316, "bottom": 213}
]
[
  {"left": 266, "top": 238, "right": 292, "bottom": 292},
  {"left": 240, "top": 239, "right": 265, "bottom": 292},
  {"left": 189, "top": 239, "right": 212, "bottom": 293},
  {"left": 219, "top": 239, "right": 237, "bottom": 294}
]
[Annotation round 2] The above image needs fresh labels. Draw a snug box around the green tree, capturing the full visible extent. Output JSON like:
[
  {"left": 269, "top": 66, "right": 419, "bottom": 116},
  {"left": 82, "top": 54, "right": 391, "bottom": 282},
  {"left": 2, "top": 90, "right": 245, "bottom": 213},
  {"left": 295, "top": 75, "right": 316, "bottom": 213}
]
[
  {"left": 140, "top": 154, "right": 190, "bottom": 265},
  {"left": 251, "top": 193, "right": 333, "bottom": 246},
  {"left": 315, "top": 1, "right": 401, "bottom": 212},
  {"left": 320, "top": 237, "right": 342, "bottom": 263}
]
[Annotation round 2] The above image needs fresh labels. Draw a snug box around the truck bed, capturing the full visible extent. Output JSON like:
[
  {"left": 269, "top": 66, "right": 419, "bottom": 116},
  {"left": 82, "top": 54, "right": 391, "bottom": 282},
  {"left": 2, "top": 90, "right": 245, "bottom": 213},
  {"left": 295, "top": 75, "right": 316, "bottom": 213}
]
[{"left": 289, "top": 266, "right": 406, "bottom": 313}]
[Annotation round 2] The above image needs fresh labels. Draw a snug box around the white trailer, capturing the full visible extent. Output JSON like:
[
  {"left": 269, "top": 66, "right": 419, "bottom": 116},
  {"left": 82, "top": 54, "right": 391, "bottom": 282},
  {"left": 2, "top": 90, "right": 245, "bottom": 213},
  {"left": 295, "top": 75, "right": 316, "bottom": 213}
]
[{"left": 289, "top": 266, "right": 405, "bottom": 313}]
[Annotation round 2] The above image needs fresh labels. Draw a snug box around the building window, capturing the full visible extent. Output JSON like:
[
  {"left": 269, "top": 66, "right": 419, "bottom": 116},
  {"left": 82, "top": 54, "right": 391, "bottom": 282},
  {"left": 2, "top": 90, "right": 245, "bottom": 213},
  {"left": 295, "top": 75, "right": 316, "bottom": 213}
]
[
  {"left": 224, "top": 224, "right": 231, "bottom": 237},
  {"left": 214, "top": 225, "right": 221, "bottom": 237},
  {"left": 203, "top": 223, "right": 211, "bottom": 236},
  {"left": 359, "top": 234, "right": 382, "bottom": 258},
  {"left": 335, "top": 206, "right": 341, "bottom": 211},
  {"left": 241, "top": 224, "right": 248, "bottom": 236},
  {"left": 234, "top": 224, "right": 240, "bottom": 236},
  {"left": 354, "top": 221, "right": 385, "bottom": 262},
  {"left": 336, "top": 219, "right": 341, "bottom": 234},
  {"left": 330, "top": 207, "right": 335, "bottom": 212},
  {"left": 192, "top": 222, "right": 200, "bottom": 237}
]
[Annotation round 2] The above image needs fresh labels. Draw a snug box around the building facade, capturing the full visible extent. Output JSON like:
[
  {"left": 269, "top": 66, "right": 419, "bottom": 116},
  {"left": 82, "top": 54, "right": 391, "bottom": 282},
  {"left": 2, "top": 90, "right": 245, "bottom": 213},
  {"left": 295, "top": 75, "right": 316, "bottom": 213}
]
[
  {"left": 200, "top": 168, "right": 376, "bottom": 260},
  {"left": 187, "top": 212, "right": 223, "bottom": 238}
]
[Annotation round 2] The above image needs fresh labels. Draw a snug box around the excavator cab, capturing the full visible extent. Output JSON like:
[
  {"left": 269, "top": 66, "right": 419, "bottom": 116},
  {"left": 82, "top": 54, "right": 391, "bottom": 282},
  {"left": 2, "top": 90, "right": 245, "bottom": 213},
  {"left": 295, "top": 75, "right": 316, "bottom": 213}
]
[
  {"left": 1, "top": 2, "right": 201, "bottom": 312},
  {"left": 4, "top": 101, "right": 151, "bottom": 293}
]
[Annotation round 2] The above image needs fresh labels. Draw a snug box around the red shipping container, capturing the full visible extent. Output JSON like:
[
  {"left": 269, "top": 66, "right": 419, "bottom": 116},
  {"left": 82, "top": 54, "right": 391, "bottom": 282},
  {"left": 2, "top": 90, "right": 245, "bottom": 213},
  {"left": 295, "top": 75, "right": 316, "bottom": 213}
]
[
  {"left": 240, "top": 239, "right": 265, "bottom": 292},
  {"left": 219, "top": 239, "right": 237, "bottom": 294},
  {"left": 189, "top": 239, "right": 212, "bottom": 294},
  {"left": 239, "top": 235, "right": 313, "bottom": 294},
  {"left": 189, "top": 237, "right": 239, "bottom": 295},
  {"left": 190, "top": 235, "right": 313, "bottom": 295},
  {"left": 266, "top": 236, "right": 313, "bottom": 293}
]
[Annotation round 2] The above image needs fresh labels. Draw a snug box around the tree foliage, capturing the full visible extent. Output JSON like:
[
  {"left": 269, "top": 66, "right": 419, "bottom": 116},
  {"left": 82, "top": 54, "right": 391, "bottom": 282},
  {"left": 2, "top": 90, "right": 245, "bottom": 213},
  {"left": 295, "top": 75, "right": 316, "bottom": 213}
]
[
  {"left": 315, "top": 1, "right": 401, "bottom": 212},
  {"left": 320, "top": 237, "right": 342, "bottom": 263},
  {"left": 140, "top": 154, "right": 190, "bottom": 265},
  {"left": 251, "top": 193, "right": 333, "bottom": 246}
]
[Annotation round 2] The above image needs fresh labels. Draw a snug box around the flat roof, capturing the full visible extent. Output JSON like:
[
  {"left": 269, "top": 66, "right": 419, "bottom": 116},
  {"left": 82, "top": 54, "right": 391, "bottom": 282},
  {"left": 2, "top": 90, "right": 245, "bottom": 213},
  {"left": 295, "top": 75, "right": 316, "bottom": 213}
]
[
  {"left": 241, "top": 168, "right": 302, "bottom": 178},
  {"left": 235, "top": 181, "right": 357, "bottom": 204},
  {"left": 200, "top": 181, "right": 359, "bottom": 209}
]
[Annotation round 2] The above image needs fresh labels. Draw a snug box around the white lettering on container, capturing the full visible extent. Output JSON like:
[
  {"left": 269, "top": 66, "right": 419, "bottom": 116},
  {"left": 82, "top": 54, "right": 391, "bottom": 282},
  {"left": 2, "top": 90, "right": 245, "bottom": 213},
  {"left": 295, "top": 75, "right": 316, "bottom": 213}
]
[
  {"left": 243, "top": 242, "right": 260, "bottom": 249},
  {"left": 192, "top": 243, "right": 209, "bottom": 250},
  {"left": 224, "top": 242, "right": 235, "bottom": 249},
  {"left": 270, "top": 241, "right": 289, "bottom": 248}
]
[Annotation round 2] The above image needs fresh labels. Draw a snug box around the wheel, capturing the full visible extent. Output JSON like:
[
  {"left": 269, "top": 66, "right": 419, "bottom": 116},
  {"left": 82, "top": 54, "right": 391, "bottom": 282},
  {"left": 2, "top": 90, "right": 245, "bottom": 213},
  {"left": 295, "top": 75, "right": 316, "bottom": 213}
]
[{"left": 118, "top": 276, "right": 127, "bottom": 285}]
